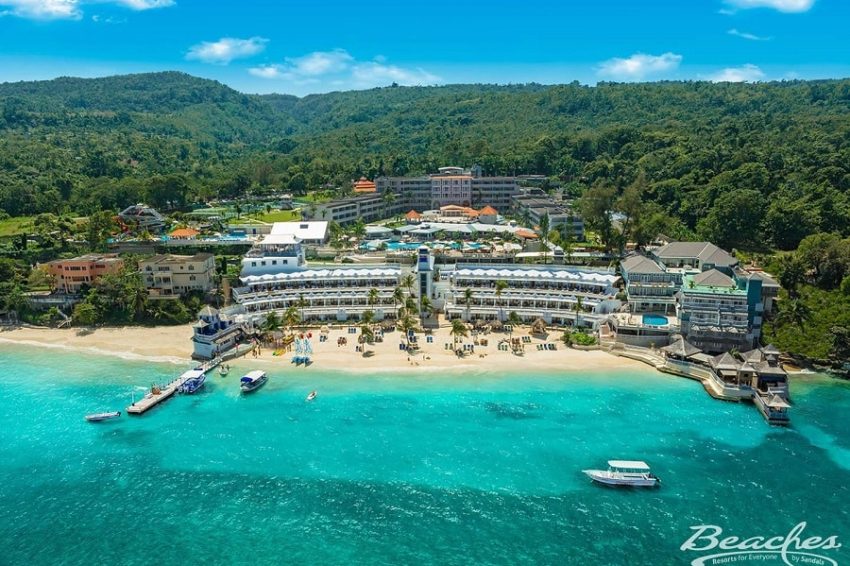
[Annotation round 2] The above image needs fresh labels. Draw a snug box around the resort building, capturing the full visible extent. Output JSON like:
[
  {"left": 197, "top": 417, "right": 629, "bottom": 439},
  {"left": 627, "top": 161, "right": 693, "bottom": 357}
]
[
  {"left": 302, "top": 193, "right": 392, "bottom": 225},
  {"left": 620, "top": 254, "right": 682, "bottom": 314},
  {"left": 191, "top": 306, "right": 243, "bottom": 360},
  {"left": 512, "top": 193, "right": 585, "bottom": 241},
  {"left": 139, "top": 253, "right": 216, "bottom": 298},
  {"left": 677, "top": 269, "right": 754, "bottom": 353},
  {"left": 267, "top": 221, "right": 329, "bottom": 246},
  {"left": 353, "top": 177, "right": 377, "bottom": 193},
  {"left": 118, "top": 203, "right": 166, "bottom": 232},
  {"left": 45, "top": 254, "right": 124, "bottom": 295},
  {"left": 169, "top": 227, "right": 200, "bottom": 240},
  {"left": 234, "top": 232, "right": 402, "bottom": 322},
  {"left": 614, "top": 241, "right": 778, "bottom": 353},
  {"left": 443, "top": 265, "right": 621, "bottom": 328},
  {"left": 307, "top": 167, "right": 520, "bottom": 226}
]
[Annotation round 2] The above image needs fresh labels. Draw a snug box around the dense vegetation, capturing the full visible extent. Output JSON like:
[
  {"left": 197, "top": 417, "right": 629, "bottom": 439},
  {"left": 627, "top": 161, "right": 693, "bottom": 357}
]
[{"left": 2, "top": 73, "right": 850, "bottom": 252}]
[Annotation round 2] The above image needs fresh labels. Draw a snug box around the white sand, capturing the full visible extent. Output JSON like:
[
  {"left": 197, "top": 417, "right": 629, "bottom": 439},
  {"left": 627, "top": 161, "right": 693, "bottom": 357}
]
[{"left": 0, "top": 323, "right": 645, "bottom": 375}]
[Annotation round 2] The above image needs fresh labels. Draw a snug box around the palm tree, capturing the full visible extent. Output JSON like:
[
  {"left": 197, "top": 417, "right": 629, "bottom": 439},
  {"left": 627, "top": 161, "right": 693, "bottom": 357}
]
[
  {"left": 283, "top": 306, "right": 300, "bottom": 335},
  {"left": 360, "top": 324, "right": 375, "bottom": 354},
  {"left": 392, "top": 286, "right": 405, "bottom": 315},
  {"left": 507, "top": 311, "right": 522, "bottom": 343},
  {"left": 463, "top": 288, "right": 474, "bottom": 321},
  {"left": 777, "top": 298, "right": 811, "bottom": 330},
  {"left": 539, "top": 212, "right": 550, "bottom": 264},
  {"left": 368, "top": 288, "right": 379, "bottom": 310},
  {"left": 419, "top": 296, "right": 433, "bottom": 322},
  {"left": 450, "top": 318, "right": 469, "bottom": 353},
  {"left": 297, "top": 293, "right": 307, "bottom": 324},
  {"left": 404, "top": 296, "right": 419, "bottom": 317},
  {"left": 574, "top": 296, "right": 584, "bottom": 328},
  {"left": 778, "top": 254, "right": 805, "bottom": 299},
  {"left": 262, "top": 311, "right": 281, "bottom": 340},
  {"left": 402, "top": 273, "right": 416, "bottom": 296},
  {"left": 361, "top": 309, "right": 375, "bottom": 336},
  {"left": 399, "top": 313, "right": 416, "bottom": 349},
  {"left": 494, "top": 279, "right": 508, "bottom": 321}
]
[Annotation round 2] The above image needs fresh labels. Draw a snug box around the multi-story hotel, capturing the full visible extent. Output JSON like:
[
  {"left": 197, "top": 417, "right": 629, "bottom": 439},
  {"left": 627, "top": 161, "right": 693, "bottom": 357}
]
[
  {"left": 45, "top": 254, "right": 125, "bottom": 295},
  {"left": 614, "top": 241, "right": 779, "bottom": 353},
  {"left": 139, "top": 253, "right": 216, "bottom": 298},
  {"left": 232, "top": 223, "right": 621, "bottom": 328},
  {"left": 304, "top": 166, "right": 521, "bottom": 225}
]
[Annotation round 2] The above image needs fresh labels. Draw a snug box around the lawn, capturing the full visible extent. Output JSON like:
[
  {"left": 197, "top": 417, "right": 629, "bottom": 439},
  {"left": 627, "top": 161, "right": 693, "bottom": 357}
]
[
  {"left": 0, "top": 216, "right": 35, "bottom": 237},
  {"left": 255, "top": 209, "right": 302, "bottom": 223}
]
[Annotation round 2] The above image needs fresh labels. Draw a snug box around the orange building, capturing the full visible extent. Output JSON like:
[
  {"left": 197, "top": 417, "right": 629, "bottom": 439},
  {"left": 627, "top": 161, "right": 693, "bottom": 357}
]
[
  {"left": 353, "top": 177, "right": 377, "bottom": 193},
  {"left": 170, "top": 227, "right": 200, "bottom": 240},
  {"left": 46, "top": 254, "right": 125, "bottom": 294}
]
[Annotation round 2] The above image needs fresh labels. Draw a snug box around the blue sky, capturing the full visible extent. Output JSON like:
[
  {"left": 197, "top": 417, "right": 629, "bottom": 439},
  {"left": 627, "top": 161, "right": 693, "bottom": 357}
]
[{"left": 0, "top": 0, "right": 848, "bottom": 95}]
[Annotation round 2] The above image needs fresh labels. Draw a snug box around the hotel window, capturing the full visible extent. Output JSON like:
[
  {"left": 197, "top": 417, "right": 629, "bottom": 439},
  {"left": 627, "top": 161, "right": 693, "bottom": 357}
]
[{"left": 251, "top": 262, "right": 257, "bottom": 267}]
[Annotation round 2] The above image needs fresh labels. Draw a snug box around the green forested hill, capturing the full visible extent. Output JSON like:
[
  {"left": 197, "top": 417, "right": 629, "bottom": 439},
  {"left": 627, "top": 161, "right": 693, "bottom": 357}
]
[{"left": 2, "top": 73, "right": 850, "bottom": 251}]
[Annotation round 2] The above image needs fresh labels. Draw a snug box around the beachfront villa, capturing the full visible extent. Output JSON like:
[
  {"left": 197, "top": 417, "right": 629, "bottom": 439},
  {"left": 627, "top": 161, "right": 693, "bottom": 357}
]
[
  {"left": 139, "top": 253, "right": 216, "bottom": 298},
  {"left": 612, "top": 241, "right": 779, "bottom": 353},
  {"left": 191, "top": 305, "right": 243, "bottom": 360},
  {"left": 45, "top": 253, "right": 125, "bottom": 295}
]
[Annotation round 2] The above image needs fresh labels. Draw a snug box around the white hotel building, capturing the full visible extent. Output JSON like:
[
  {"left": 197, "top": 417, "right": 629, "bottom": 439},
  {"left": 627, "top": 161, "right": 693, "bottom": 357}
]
[{"left": 232, "top": 224, "right": 622, "bottom": 327}]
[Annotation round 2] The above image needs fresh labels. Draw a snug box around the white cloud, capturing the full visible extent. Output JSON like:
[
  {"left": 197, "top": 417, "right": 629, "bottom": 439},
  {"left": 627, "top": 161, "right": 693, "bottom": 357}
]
[
  {"left": 0, "top": 0, "right": 172, "bottom": 19},
  {"left": 351, "top": 62, "right": 440, "bottom": 88},
  {"left": 728, "top": 28, "right": 771, "bottom": 40},
  {"left": 0, "top": 0, "right": 81, "bottom": 19},
  {"left": 597, "top": 52, "right": 682, "bottom": 80},
  {"left": 723, "top": 0, "right": 815, "bottom": 13},
  {"left": 709, "top": 64, "right": 766, "bottom": 82},
  {"left": 249, "top": 49, "right": 440, "bottom": 89},
  {"left": 186, "top": 37, "right": 268, "bottom": 65}
]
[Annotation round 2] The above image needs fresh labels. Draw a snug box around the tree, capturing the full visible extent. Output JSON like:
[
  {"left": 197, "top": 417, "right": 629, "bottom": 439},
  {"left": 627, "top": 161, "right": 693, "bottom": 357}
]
[
  {"left": 796, "top": 233, "right": 849, "bottom": 289},
  {"left": 283, "top": 306, "right": 300, "bottom": 334},
  {"left": 778, "top": 254, "right": 805, "bottom": 299},
  {"left": 85, "top": 210, "right": 115, "bottom": 251},
  {"left": 73, "top": 301, "right": 98, "bottom": 327},
  {"left": 539, "top": 212, "right": 551, "bottom": 264},
  {"left": 392, "top": 286, "right": 405, "bottom": 315},
  {"left": 450, "top": 318, "right": 469, "bottom": 353},
  {"left": 776, "top": 298, "right": 811, "bottom": 331},
  {"left": 463, "top": 288, "right": 474, "bottom": 321},
  {"left": 697, "top": 189, "right": 766, "bottom": 251},
  {"left": 578, "top": 182, "right": 617, "bottom": 252},
  {"left": 398, "top": 313, "right": 416, "bottom": 348},
  {"left": 402, "top": 273, "right": 416, "bottom": 296},
  {"left": 494, "top": 280, "right": 508, "bottom": 321},
  {"left": 507, "top": 311, "right": 522, "bottom": 342},
  {"left": 368, "top": 288, "right": 379, "bottom": 310},
  {"left": 574, "top": 296, "right": 584, "bottom": 328},
  {"left": 419, "top": 296, "right": 433, "bottom": 322},
  {"left": 262, "top": 311, "right": 282, "bottom": 335}
]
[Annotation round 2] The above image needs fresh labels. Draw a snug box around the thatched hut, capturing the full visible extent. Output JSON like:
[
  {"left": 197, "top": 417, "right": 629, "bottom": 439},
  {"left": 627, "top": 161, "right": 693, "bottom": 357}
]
[{"left": 531, "top": 318, "right": 547, "bottom": 336}]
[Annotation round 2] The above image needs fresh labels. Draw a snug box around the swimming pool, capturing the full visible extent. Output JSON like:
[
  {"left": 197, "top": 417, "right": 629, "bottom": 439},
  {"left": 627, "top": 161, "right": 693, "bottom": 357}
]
[
  {"left": 361, "top": 241, "right": 484, "bottom": 252},
  {"left": 642, "top": 314, "right": 669, "bottom": 326}
]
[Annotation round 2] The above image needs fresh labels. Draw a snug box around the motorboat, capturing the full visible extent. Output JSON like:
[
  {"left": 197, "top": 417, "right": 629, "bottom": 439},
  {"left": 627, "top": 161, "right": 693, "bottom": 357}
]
[
  {"left": 582, "top": 460, "right": 660, "bottom": 487},
  {"left": 178, "top": 369, "right": 206, "bottom": 394},
  {"left": 219, "top": 364, "right": 230, "bottom": 377},
  {"left": 85, "top": 411, "right": 121, "bottom": 422},
  {"left": 240, "top": 370, "right": 268, "bottom": 393},
  {"left": 306, "top": 390, "right": 317, "bottom": 402}
]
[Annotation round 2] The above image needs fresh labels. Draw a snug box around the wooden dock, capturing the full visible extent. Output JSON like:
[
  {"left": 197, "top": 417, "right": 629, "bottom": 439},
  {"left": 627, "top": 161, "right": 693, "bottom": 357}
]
[{"left": 126, "top": 357, "right": 221, "bottom": 415}]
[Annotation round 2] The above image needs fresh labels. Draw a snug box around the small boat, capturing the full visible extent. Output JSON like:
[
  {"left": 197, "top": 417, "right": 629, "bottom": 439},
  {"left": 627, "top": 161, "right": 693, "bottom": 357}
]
[
  {"left": 219, "top": 364, "right": 230, "bottom": 377},
  {"left": 306, "top": 390, "right": 317, "bottom": 402},
  {"left": 85, "top": 411, "right": 121, "bottom": 422},
  {"left": 582, "top": 460, "right": 660, "bottom": 487},
  {"left": 178, "top": 369, "right": 206, "bottom": 394},
  {"left": 240, "top": 370, "right": 268, "bottom": 393}
]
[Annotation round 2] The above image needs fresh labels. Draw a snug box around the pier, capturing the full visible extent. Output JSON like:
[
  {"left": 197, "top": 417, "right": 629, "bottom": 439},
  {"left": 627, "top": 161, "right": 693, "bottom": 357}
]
[{"left": 126, "top": 357, "right": 220, "bottom": 415}]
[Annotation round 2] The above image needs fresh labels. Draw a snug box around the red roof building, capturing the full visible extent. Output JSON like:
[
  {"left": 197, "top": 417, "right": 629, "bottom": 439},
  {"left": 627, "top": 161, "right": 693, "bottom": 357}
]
[{"left": 353, "top": 177, "right": 377, "bottom": 193}]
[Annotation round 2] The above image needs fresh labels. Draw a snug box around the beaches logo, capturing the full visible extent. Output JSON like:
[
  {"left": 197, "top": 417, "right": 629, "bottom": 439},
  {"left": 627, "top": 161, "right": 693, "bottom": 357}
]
[{"left": 681, "top": 522, "right": 842, "bottom": 566}]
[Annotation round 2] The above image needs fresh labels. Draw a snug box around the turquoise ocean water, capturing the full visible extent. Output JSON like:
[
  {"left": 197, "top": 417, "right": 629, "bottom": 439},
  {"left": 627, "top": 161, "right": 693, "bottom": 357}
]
[{"left": 1, "top": 343, "right": 849, "bottom": 565}]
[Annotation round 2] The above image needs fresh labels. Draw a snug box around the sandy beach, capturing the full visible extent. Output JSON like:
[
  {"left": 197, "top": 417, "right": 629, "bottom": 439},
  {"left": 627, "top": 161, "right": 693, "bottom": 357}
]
[{"left": 0, "top": 323, "right": 645, "bottom": 374}]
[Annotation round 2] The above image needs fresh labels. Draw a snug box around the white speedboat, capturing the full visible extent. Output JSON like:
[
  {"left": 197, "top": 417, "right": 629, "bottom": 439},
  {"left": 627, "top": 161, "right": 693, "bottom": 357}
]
[
  {"left": 219, "top": 364, "right": 230, "bottom": 377},
  {"left": 583, "top": 460, "right": 660, "bottom": 487},
  {"left": 240, "top": 370, "right": 268, "bottom": 393},
  {"left": 85, "top": 411, "right": 121, "bottom": 422},
  {"left": 306, "top": 390, "right": 317, "bottom": 402}
]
